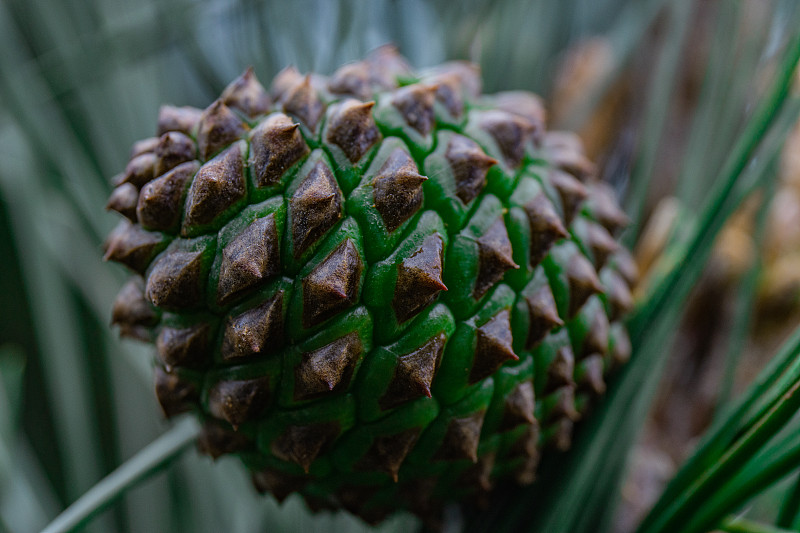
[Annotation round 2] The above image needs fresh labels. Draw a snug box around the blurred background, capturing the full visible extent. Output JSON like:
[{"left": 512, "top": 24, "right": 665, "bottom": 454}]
[{"left": 2, "top": 0, "right": 800, "bottom": 532}]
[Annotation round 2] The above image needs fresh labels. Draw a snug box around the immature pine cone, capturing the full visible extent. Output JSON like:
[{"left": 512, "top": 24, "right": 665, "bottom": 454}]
[{"left": 105, "top": 46, "right": 636, "bottom": 524}]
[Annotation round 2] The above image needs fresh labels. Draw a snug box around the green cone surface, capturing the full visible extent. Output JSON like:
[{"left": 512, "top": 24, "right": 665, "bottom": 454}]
[{"left": 105, "top": 46, "right": 636, "bottom": 524}]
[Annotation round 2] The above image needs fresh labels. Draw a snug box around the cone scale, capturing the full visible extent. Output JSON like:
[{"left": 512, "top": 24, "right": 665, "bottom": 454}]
[{"left": 104, "top": 46, "right": 636, "bottom": 524}]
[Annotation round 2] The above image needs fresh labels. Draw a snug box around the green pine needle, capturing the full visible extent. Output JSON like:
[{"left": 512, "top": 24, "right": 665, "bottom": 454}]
[{"left": 41, "top": 417, "right": 201, "bottom": 533}]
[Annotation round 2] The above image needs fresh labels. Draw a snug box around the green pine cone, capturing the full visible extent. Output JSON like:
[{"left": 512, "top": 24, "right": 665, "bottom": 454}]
[{"left": 104, "top": 45, "right": 636, "bottom": 524}]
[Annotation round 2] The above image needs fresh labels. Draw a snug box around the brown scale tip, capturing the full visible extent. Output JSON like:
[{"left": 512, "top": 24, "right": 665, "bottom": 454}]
[
  {"left": 221, "top": 66, "right": 272, "bottom": 118},
  {"left": 197, "top": 420, "right": 252, "bottom": 460},
  {"left": 612, "top": 248, "right": 639, "bottom": 287},
  {"left": 515, "top": 453, "right": 540, "bottom": 486},
  {"left": 122, "top": 152, "right": 156, "bottom": 188},
  {"left": 372, "top": 148, "right": 426, "bottom": 232},
  {"left": 428, "top": 61, "right": 482, "bottom": 99},
  {"left": 302, "top": 239, "right": 362, "bottom": 328},
  {"left": 493, "top": 91, "right": 547, "bottom": 138},
  {"left": 523, "top": 193, "right": 568, "bottom": 267},
  {"left": 500, "top": 381, "right": 536, "bottom": 431},
  {"left": 221, "top": 291, "right": 284, "bottom": 361},
  {"left": 290, "top": 160, "right": 343, "bottom": 258},
  {"left": 365, "top": 44, "right": 413, "bottom": 89},
  {"left": 154, "top": 131, "right": 196, "bottom": 177},
  {"left": 379, "top": 332, "right": 447, "bottom": 411},
  {"left": 156, "top": 323, "right": 210, "bottom": 370},
  {"left": 549, "top": 169, "right": 588, "bottom": 226},
  {"left": 459, "top": 451, "right": 496, "bottom": 493},
  {"left": 326, "top": 99, "right": 381, "bottom": 163},
  {"left": 584, "top": 221, "right": 619, "bottom": 269},
  {"left": 470, "top": 309, "right": 518, "bottom": 384},
  {"left": 545, "top": 385, "right": 579, "bottom": 423},
  {"left": 605, "top": 270, "right": 634, "bottom": 321},
  {"left": 130, "top": 137, "right": 160, "bottom": 159},
  {"left": 250, "top": 113, "right": 309, "bottom": 188},
  {"left": 493, "top": 98, "right": 545, "bottom": 149},
  {"left": 106, "top": 183, "right": 139, "bottom": 221},
  {"left": 217, "top": 214, "right": 280, "bottom": 306},
  {"left": 271, "top": 422, "right": 341, "bottom": 473},
  {"left": 181, "top": 143, "right": 246, "bottom": 235},
  {"left": 445, "top": 134, "right": 498, "bottom": 205},
  {"left": 110, "top": 173, "right": 126, "bottom": 187},
  {"left": 546, "top": 346, "right": 575, "bottom": 391},
  {"left": 103, "top": 220, "right": 167, "bottom": 274},
  {"left": 196, "top": 100, "right": 247, "bottom": 160},
  {"left": 543, "top": 131, "right": 596, "bottom": 182},
  {"left": 270, "top": 65, "right": 304, "bottom": 101},
  {"left": 251, "top": 468, "right": 308, "bottom": 502},
  {"left": 611, "top": 328, "right": 632, "bottom": 367},
  {"left": 282, "top": 75, "right": 325, "bottom": 131},
  {"left": 567, "top": 253, "right": 603, "bottom": 316},
  {"left": 157, "top": 105, "right": 203, "bottom": 137},
  {"left": 328, "top": 61, "right": 372, "bottom": 100},
  {"left": 137, "top": 161, "right": 199, "bottom": 232},
  {"left": 356, "top": 428, "right": 421, "bottom": 481},
  {"left": 426, "top": 72, "right": 464, "bottom": 118},
  {"left": 548, "top": 418, "right": 574, "bottom": 452},
  {"left": 293, "top": 332, "right": 363, "bottom": 402},
  {"left": 208, "top": 376, "right": 271, "bottom": 429},
  {"left": 392, "top": 233, "right": 447, "bottom": 323},
  {"left": 111, "top": 278, "right": 159, "bottom": 340},
  {"left": 510, "top": 421, "right": 540, "bottom": 460},
  {"left": 578, "top": 355, "right": 606, "bottom": 396},
  {"left": 524, "top": 283, "right": 564, "bottom": 349},
  {"left": 583, "top": 311, "right": 610, "bottom": 358},
  {"left": 434, "top": 411, "right": 486, "bottom": 463},
  {"left": 391, "top": 83, "right": 438, "bottom": 136},
  {"left": 586, "top": 182, "right": 630, "bottom": 233},
  {"left": 154, "top": 367, "right": 199, "bottom": 418},
  {"left": 145, "top": 249, "right": 205, "bottom": 310},
  {"left": 479, "top": 110, "right": 535, "bottom": 168},
  {"left": 474, "top": 217, "right": 519, "bottom": 299}
]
